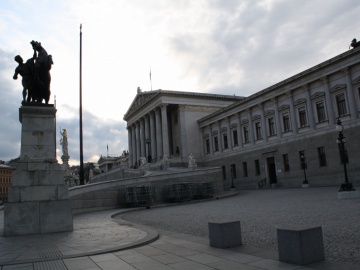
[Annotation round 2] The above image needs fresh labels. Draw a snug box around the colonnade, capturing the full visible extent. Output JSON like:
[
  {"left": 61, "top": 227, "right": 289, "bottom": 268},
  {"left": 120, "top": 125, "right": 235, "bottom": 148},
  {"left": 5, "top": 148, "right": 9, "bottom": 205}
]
[{"left": 127, "top": 104, "right": 170, "bottom": 167}]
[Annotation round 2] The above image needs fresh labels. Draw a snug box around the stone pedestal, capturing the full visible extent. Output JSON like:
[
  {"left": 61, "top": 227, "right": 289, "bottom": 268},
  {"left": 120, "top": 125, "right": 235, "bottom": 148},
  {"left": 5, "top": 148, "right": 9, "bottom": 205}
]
[{"left": 4, "top": 105, "right": 73, "bottom": 236}]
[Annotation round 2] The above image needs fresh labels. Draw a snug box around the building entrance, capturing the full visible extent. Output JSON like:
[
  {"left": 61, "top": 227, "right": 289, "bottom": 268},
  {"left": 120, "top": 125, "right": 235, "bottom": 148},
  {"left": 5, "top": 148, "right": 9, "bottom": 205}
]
[{"left": 266, "top": 157, "right": 277, "bottom": 184}]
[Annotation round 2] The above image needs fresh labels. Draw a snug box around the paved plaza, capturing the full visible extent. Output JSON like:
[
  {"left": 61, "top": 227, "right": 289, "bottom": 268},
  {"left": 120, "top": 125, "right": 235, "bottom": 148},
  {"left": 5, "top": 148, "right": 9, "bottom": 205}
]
[
  {"left": 0, "top": 187, "right": 358, "bottom": 269},
  {"left": 122, "top": 187, "right": 360, "bottom": 266}
]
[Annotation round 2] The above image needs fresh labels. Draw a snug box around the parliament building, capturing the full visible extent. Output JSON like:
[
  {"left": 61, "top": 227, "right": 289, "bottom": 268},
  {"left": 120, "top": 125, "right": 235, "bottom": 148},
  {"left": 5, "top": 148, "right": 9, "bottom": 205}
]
[{"left": 124, "top": 48, "right": 360, "bottom": 189}]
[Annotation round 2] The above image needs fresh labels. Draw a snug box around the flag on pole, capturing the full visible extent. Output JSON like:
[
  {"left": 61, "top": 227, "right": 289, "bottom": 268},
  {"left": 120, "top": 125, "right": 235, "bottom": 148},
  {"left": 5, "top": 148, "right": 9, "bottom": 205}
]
[{"left": 150, "top": 67, "right": 152, "bottom": 91}]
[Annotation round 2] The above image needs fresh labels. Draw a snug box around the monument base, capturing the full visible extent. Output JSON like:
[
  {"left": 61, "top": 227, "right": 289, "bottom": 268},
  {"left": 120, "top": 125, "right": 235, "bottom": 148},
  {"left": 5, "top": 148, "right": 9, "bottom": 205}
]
[{"left": 4, "top": 105, "right": 73, "bottom": 236}]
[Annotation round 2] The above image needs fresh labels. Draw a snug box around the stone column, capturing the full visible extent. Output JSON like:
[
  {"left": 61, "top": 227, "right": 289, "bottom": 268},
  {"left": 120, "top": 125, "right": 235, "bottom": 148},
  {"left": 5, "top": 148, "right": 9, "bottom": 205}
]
[
  {"left": 135, "top": 121, "right": 140, "bottom": 165},
  {"left": 209, "top": 125, "right": 214, "bottom": 155},
  {"left": 303, "top": 84, "right": 315, "bottom": 129},
  {"left": 199, "top": 127, "right": 204, "bottom": 158},
  {"left": 226, "top": 117, "right": 232, "bottom": 151},
  {"left": 218, "top": 121, "right": 223, "bottom": 152},
  {"left": 288, "top": 91, "right": 298, "bottom": 134},
  {"left": 248, "top": 108, "right": 255, "bottom": 145},
  {"left": 179, "top": 105, "right": 188, "bottom": 158},
  {"left": 149, "top": 111, "right": 156, "bottom": 162},
  {"left": 127, "top": 126, "right": 133, "bottom": 167},
  {"left": 131, "top": 124, "right": 136, "bottom": 166},
  {"left": 342, "top": 67, "right": 357, "bottom": 119},
  {"left": 321, "top": 76, "right": 335, "bottom": 125},
  {"left": 140, "top": 118, "right": 145, "bottom": 158},
  {"left": 161, "top": 104, "right": 170, "bottom": 157},
  {"left": 144, "top": 115, "right": 150, "bottom": 160},
  {"left": 260, "top": 103, "right": 268, "bottom": 142},
  {"left": 236, "top": 113, "right": 243, "bottom": 149},
  {"left": 155, "top": 107, "right": 163, "bottom": 160},
  {"left": 272, "top": 97, "right": 282, "bottom": 138}
]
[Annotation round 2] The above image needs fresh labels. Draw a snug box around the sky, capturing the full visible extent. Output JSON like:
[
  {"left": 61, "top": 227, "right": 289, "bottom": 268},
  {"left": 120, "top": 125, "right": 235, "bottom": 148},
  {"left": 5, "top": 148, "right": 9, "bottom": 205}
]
[{"left": 1, "top": 0, "right": 360, "bottom": 166}]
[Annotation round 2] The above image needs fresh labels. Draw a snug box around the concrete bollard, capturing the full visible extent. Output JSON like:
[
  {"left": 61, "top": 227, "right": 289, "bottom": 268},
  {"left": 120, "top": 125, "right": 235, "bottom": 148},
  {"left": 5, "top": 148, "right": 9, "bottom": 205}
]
[
  {"left": 277, "top": 226, "right": 325, "bottom": 265},
  {"left": 208, "top": 220, "right": 242, "bottom": 248}
]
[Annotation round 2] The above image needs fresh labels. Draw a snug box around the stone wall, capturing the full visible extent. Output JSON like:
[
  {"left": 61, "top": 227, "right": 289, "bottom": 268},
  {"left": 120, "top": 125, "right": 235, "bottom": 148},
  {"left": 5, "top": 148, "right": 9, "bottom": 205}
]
[{"left": 70, "top": 167, "right": 223, "bottom": 214}]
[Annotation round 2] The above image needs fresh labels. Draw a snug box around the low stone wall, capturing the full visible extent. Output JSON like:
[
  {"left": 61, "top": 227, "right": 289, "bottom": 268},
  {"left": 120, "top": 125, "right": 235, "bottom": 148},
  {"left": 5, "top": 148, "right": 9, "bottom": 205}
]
[
  {"left": 90, "top": 168, "right": 144, "bottom": 183},
  {"left": 69, "top": 167, "right": 223, "bottom": 214}
]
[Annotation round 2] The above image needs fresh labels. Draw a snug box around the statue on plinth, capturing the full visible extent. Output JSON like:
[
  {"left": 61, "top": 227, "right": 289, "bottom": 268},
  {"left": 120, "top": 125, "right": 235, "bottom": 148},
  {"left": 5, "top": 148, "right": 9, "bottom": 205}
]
[
  {"left": 350, "top": 38, "right": 360, "bottom": 49},
  {"left": 60, "top": 129, "right": 77, "bottom": 187},
  {"left": 13, "top": 40, "right": 53, "bottom": 104},
  {"left": 139, "top": 157, "right": 148, "bottom": 166},
  {"left": 188, "top": 153, "right": 197, "bottom": 169}
]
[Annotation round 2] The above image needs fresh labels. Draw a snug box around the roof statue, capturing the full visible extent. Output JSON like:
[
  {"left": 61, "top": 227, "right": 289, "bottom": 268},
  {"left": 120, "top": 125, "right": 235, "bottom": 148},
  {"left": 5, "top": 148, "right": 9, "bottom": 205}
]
[
  {"left": 13, "top": 40, "right": 53, "bottom": 105},
  {"left": 350, "top": 38, "right": 360, "bottom": 49}
]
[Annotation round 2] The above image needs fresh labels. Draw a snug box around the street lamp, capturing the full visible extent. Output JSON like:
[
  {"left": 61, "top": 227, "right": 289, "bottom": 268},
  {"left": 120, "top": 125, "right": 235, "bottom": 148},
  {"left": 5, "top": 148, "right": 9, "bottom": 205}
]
[
  {"left": 145, "top": 138, "right": 152, "bottom": 163},
  {"left": 336, "top": 118, "right": 354, "bottom": 191},
  {"left": 230, "top": 167, "right": 235, "bottom": 189},
  {"left": 300, "top": 152, "right": 308, "bottom": 185}
]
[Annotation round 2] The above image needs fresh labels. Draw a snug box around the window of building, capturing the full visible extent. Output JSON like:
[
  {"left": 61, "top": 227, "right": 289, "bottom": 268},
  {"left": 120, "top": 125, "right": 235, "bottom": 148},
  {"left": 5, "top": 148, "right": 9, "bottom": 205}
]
[
  {"left": 317, "top": 147, "right": 327, "bottom": 167},
  {"left": 205, "top": 139, "right": 210, "bottom": 154},
  {"left": 255, "top": 122, "right": 262, "bottom": 140},
  {"left": 214, "top": 136, "right": 219, "bottom": 152},
  {"left": 243, "top": 162, "right": 248, "bottom": 177},
  {"left": 298, "top": 107, "right": 307, "bottom": 127},
  {"left": 316, "top": 101, "right": 326, "bottom": 123},
  {"left": 230, "top": 164, "right": 237, "bottom": 179},
  {"left": 223, "top": 133, "right": 228, "bottom": 149},
  {"left": 222, "top": 166, "right": 226, "bottom": 180},
  {"left": 232, "top": 130, "right": 238, "bottom": 146},
  {"left": 283, "top": 114, "right": 291, "bottom": 132},
  {"left": 254, "top": 159, "right": 260, "bottom": 175},
  {"left": 283, "top": 154, "right": 290, "bottom": 172},
  {"left": 336, "top": 93, "right": 347, "bottom": 116},
  {"left": 243, "top": 126, "right": 249, "bottom": 143},
  {"left": 268, "top": 117, "right": 276, "bottom": 136}
]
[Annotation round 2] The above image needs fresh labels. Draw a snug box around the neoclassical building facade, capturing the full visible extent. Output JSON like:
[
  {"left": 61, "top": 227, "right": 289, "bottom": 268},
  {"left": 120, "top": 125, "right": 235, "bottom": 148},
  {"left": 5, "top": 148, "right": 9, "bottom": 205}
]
[
  {"left": 124, "top": 47, "right": 360, "bottom": 189},
  {"left": 123, "top": 89, "right": 242, "bottom": 167}
]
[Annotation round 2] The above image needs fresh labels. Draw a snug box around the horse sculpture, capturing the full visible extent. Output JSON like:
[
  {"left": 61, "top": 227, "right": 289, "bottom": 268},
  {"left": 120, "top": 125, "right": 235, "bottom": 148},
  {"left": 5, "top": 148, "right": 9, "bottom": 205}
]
[
  {"left": 349, "top": 38, "right": 360, "bottom": 49},
  {"left": 29, "top": 40, "right": 53, "bottom": 104}
]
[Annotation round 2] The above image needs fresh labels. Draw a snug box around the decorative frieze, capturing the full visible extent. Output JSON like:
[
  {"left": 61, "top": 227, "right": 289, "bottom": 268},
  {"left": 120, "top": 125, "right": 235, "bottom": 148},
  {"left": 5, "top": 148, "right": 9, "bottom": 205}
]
[{"left": 178, "top": 105, "right": 222, "bottom": 112}]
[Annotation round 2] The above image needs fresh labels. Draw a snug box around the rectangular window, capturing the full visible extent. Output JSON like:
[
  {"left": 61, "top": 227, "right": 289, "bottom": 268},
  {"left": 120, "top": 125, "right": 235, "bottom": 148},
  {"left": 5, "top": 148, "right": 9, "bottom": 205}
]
[
  {"left": 254, "top": 159, "right": 260, "bottom": 175},
  {"left": 336, "top": 93, "right": 347, "bottom": 116},
  {"left": 205, "top": 139, "right": 210, "bottom": 154},
  {"left": 283, "top": 154, "right": 290, "bottom": 172},
  {"left": 230, "top": 164, "right": 236, "bottom": 179},
  {"left": 299, "top": 107, "right": 307, "bottom": 127},
  {"left": 222, "top": 166, "right": 226, "bottom": 180},
  {"left": 223, "top": 134, "right": 228, "bottom": 149},
  {"left": 283, "top": 114, "right": 291, "bottom": 132},
  {"left": 214, "top": 136, "right": 219, "bottom": 152},
  {"left": 317, "top": 147, "right": 327, "bottom": 167},
  {"left": 232, "top": 130, "right": 238, "bottom": 146},
  {"left": 316, "top": 101, "right": 326, "bottom": 123},
  {"left": 268, "top": 117, "right": 275, "bottom": 136},
  {"left": 243, "top": 162, "right": 248, "bottom": 177},
  {"left": 243, "top": 126, "right": 249, "bottom": 143},
  {"left": 255, "top": 122, "right": 262, "bottom": 140}
]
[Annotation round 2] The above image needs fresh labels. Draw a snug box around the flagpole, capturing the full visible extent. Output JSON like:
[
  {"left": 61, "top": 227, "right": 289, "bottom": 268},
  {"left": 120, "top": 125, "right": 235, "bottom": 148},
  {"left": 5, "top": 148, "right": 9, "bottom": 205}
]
[
  {"left": 79, "top": 24, "right": 84, "bottom": 185},
  {"left": 150, "top": 67, "right": 152, "bottom": 91}
]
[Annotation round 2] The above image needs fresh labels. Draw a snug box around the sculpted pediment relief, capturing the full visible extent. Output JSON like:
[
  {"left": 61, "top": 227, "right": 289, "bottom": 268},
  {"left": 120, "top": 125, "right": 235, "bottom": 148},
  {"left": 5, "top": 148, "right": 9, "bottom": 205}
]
[{"left": 125, "top": 92, "right": 159, "bottom": 117}]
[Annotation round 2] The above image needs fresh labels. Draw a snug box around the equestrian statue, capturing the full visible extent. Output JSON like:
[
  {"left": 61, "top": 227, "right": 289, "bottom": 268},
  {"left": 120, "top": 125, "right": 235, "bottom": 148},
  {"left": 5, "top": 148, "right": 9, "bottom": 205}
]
[{"left": 13, "top": 40, "right": 53, "bottom": 104}]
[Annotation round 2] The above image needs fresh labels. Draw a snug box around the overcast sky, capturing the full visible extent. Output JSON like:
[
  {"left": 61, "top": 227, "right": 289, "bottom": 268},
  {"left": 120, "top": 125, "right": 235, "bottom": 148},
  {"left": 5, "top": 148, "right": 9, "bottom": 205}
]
[{"left": 1, "top": 0, "right": 359, "bottom": 165}]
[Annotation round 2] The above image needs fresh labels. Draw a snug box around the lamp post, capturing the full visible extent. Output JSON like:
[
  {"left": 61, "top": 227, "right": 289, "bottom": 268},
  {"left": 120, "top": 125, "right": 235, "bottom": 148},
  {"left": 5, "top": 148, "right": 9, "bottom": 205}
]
[
  {"left": 300, "top": 153, "right": 308, "bottom": 185},
  {"left": 145, "top": 138, "right": 151, "bottom": 163},
  {"left": 230, "top": 167, "right": 235, "bottom": 189},
  {"left": 336, "top": 118, "right": 354, "bottom": 191}
]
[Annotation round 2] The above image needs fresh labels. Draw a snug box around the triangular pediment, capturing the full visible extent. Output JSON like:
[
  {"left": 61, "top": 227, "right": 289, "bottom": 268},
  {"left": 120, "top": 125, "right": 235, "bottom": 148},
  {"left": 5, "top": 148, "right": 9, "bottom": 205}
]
[
  {"left": 311, "top": 92, "right": 325, "bottom": 100},
  {"left": 124, "top": 91, "right": 160, "bottom": 119},
  {"left": 330, "top": 84, "right": 346, "bottom": 93},
  {"left": 352, "top": 75, "right": 360, "bottom": 84},
  {"left": 294, "top": 98, "right": 306, "bottom": 106}
]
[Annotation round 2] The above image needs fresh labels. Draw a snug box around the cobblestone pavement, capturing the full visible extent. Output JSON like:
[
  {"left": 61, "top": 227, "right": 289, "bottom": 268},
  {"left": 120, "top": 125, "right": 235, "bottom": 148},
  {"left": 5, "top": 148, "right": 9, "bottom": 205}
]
[{"left": 122, "top": 187, "right": 360, "bottom": 266}]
